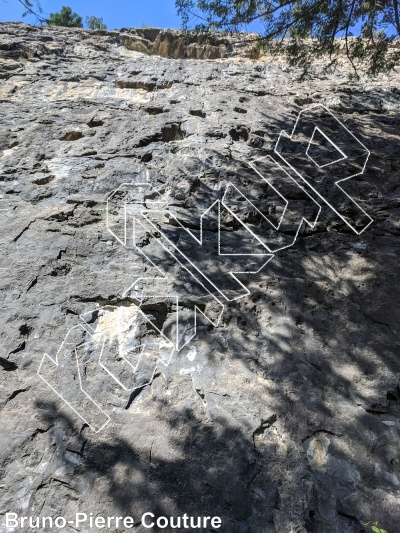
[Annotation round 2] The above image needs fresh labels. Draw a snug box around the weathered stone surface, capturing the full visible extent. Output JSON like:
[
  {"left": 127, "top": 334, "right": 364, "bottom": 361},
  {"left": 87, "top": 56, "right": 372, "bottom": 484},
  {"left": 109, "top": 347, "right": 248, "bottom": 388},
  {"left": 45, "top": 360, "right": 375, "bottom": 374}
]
[
  {"left": 119, "top": 28, "right": 232, "bottom": 59},
  {"left": 0, "top": 22, "right": 400, "bottom": 533}
]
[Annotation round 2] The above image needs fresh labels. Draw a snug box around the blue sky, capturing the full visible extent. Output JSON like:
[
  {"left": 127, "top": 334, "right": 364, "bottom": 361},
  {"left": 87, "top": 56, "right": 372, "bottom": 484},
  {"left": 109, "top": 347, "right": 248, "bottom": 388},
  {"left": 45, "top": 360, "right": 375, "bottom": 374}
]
[
  {"left": 1, "top": 0, "right": 183, "bottom": 28},
  {"left": 1, "top": 0, "right": 365, "bottom": 35},
  {"left": 1, "top": 0, "right": 267, "bottom": 31}
]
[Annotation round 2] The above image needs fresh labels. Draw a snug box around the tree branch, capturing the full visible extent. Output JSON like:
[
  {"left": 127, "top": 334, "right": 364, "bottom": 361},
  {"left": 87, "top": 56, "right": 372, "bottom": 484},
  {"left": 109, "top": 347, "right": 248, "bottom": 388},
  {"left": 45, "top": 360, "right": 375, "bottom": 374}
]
[
  {"left": 393, "top": 0, "right": 400, "bottom": 36},
  {"left": 345, "top": 0, "right": 358, "bottom": 76},
  {"left": 16, "top": 0, "right": 46, "bottom": 23}
]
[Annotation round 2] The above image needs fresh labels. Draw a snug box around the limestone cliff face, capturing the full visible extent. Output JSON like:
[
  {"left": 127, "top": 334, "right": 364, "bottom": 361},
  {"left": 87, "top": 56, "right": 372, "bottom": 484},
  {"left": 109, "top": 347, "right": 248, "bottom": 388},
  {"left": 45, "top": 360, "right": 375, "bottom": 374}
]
[{"left": 1, "top": 22, "right": 400, "bottom": 533}]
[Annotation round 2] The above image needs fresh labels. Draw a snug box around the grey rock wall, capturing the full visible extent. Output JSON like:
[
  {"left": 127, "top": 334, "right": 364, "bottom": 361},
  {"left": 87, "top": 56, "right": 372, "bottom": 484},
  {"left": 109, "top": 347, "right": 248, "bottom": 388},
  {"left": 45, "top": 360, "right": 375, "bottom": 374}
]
[{"left": 0, "top": 22, "right": 400, "bottom": 533}]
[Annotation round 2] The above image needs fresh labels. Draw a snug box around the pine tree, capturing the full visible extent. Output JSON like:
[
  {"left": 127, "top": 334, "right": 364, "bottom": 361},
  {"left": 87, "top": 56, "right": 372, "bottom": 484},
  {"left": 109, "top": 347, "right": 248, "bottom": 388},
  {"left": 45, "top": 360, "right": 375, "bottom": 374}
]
[
  {"left": 46, "top": 6, "right": 83, "bottom": 28},
  {"left": 176, "top": 0, "right": 400, "bottom": 76}
]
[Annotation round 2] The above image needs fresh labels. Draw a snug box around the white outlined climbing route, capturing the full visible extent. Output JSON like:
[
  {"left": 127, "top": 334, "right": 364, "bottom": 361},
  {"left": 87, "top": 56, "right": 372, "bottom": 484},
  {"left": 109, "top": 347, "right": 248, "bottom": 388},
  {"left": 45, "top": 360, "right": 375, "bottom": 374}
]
[
  {"left": 38, "top": 105, "right": 373, "bottom": 431},
  {"left": 274, "top": 104, "right": 373, "bottom": 234}
]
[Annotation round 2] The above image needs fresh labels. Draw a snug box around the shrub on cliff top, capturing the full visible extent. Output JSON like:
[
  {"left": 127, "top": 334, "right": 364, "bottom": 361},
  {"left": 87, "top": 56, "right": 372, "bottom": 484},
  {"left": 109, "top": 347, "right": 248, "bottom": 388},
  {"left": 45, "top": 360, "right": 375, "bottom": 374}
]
[
  {"left": 46, "top": 6, "right": 83, "bottom": 28},
  {"left": 86, "top": 15, "right": 107, "bottom": 30},
  {"left": 19, "top": 2, "right": 107, "bottom": 31}
]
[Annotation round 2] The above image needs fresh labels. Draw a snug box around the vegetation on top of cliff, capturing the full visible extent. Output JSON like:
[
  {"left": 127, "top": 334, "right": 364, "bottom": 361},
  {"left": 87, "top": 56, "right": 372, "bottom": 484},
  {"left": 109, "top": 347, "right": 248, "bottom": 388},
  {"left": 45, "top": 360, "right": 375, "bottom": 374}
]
[
  {"left": 85, "top": 15, "right": 107, "bottom": 30},
  {"left": 176, "top": 0, "right": 400, "bottom": 76},
  {"left": 46, "top": 6, "right": 83, "bottom": 28},
  {"left": 13, "top": 0, "right": 400, "bottom": 75},
  {"left": 17, "top": 1, "right": 107, "bottom": 30}
]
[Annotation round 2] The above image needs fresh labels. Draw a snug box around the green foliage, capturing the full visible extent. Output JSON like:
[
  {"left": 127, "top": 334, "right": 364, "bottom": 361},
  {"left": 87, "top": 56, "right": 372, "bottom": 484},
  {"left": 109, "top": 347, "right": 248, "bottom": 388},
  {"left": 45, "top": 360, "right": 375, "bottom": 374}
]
[
  {"left": 364, "top": 520, "right": 389, "bottom": 533},
  {"left": 86, "top": 16, "right": 107, "bottom": 30},
  {"left": 175, "top": 0, "right": 400, "bottom": 76},
  {"left": 46, "top": 6, "right": 83, "bottom": 28}
]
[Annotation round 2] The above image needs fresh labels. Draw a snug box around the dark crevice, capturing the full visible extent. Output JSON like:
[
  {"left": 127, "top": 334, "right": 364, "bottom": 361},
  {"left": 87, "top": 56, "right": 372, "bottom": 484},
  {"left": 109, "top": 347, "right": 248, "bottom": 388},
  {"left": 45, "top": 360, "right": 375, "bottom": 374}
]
[
  {"left": 19, "top": 324, "right": 32, "bottom": 336},
  {"left": 46, "top": 207, "right": 76, "bottom": 222},
  {"left": 364, "top": 312, "right": 395, "bottom": 334},
  {"left": 365, "top": 405, "right": 388, "bottom": 414},
  {"left": 195, "top": 388, "right": 206, "bottom": 402},
  {"left": 13, "top": 219, "right": 36, "bottom": 242},
  {"left": 145, "top": 106, "right": 165, "bottom": 115},
  {"left": 229, "top": 125, "right": 249, "bottom": 141},
  {"left": 302, "top": 429, "right": 342, "bottom": 442},
  {"left": 141, "top": 152, "right": 153, "bottom": 162},
  {"left": 9, "top": 341, "right": 26, "bottom": 355},
  {"left": 161, "top": 123, "right": 187, "bottom": 142},
  {"left": 387, "top": 385, "right": 400, "bottom": 401},
  {"left": 69, "top": 295, "right": 140, "bottom": 307},
  {"left": 137, "top": 132, "right": 162, "bottom": 147},
  {"left": 32, "top": 174, "right": 54, "bottom": 186},
  {"left": 5, "top": 387, "right": 30, "bottom": 405},
  {"left": 52, "top": 477, "right": 77, "bottom": 491},
  {"left": 125, "top": 385, "right": 148, "bottom": 410},
  {"left": 27, "top": 277, "right": 38, "bottom": 291},
  {"left": 189, "top": 109, "right": 206, "bottom": 118},
  {"left": 87, "top": 117, "right": 104, "bottom": 128},
  {"left": 125, "top": 372, "right": 161, "bottom": 410},
  {"left": 0, "top": 356, "right": 18, "bottom": 371},
  {"left": 56, "top": 249, "right": 67, "bottom": 260},
  {"left": 66, "top": 441, "right": 87, "bottom": 457},
  {"left": 253, "top": 414, "right": 278, "bottom": 444},
  {"left": 30, "top": 425, "right": 53, "bottom": 440},
  {"left": 114, "top": 80, "right": 173, "bottom": 91},
  {"left": 60, "top": 131, "right": 83, "bottom": 141}
]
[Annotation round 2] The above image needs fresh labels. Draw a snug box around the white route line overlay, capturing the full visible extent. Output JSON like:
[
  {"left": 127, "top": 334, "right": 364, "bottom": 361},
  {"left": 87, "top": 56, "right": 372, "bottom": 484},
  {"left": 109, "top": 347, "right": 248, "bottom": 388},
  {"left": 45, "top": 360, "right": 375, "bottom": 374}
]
[
  {"left": 275, "top": 103, "right": 373, "bottom": 235},
  {"left": 223, "top": 154, "right": 322, "bottom": 254},
  {"left": 38, "top": 325, "right": 111, "bottom": 433},
  {"left": 80, "top": 305, "right": 176, "bottom": 384},
  {"left": 38, "top": 105, "right": 374, "bottom": 432},
  {"left": 123, "top": 274, "right": 225, "bottom": 352},
  {"left": 136, "top": 203, "right": 273, "bottom": 302},
  {"left": 38, "top": 307, "right": 176, "bottom": 433},
  {"left": 108, "top": 184, "right": 227, "bottom": 347}
]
